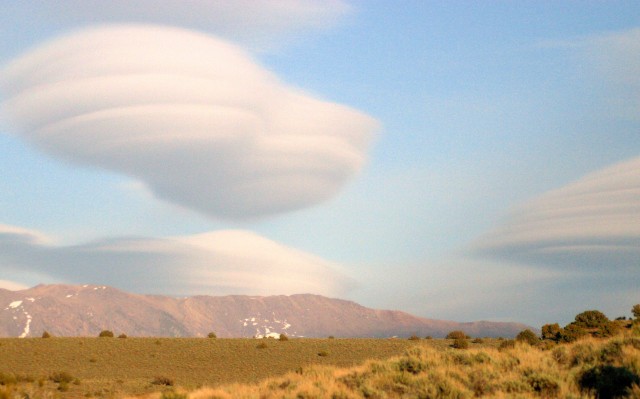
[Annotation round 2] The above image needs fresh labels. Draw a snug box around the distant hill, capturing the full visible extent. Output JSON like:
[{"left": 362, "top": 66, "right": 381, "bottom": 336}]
[{"left": 0, "top": 284, "right": 532, "bottom": 338}]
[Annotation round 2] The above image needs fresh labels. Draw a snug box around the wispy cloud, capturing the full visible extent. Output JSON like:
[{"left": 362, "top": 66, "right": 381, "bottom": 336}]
[
  {"left": 471, "top": 156, "right": 640, "bottom": 271},
  {"left": 0, "top": 224, "right": 354, "bottom": 296},
  {"left": 0, "top": 25, "right": 378, "bottom": 219},
  {"left": 0, "top": 1, "right": 351, "bottom": 53}
]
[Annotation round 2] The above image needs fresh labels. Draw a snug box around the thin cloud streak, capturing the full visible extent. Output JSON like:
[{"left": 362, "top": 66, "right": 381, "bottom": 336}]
[
  {"left": 0, "top": 25, "right": 378, "bottom": 219},
  {"left": 0, "top": 1, "right": 351, "bottom": 54},
  {"left": 0, "top": 224, "right": 355, "bottom": 297}
]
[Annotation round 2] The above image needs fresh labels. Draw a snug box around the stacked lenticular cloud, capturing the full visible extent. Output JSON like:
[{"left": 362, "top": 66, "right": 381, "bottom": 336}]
[
  {"left": 0, "top": 25, "right": 377, "bottom": 219},
  {"left": 473, "top": 156, "right": 640, "bottom": 270}
]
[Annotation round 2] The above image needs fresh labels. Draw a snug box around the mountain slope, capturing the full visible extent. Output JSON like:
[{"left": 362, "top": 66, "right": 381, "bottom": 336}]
[{"left": 0, "top": 284, "right": 531, "bottom": 338}]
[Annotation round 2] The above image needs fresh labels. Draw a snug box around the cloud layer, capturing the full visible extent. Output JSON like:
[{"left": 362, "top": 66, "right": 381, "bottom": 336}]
[
  {"left": 472, "top": 156, "right": 640, "bottom": 270},
  {"left": 1, "top": 1, "right": 351, "bottom": 53},
  {"left": 0, "top": 25, "right": 377, "bottom": 219},
  {"left": 0, "top": 224, "right": 353, "bottom": 296}
]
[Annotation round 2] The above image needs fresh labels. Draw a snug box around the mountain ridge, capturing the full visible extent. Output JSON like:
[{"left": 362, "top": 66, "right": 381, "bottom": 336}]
[{"left": 0, "top": 284, "right": 533, "bottom": 338}]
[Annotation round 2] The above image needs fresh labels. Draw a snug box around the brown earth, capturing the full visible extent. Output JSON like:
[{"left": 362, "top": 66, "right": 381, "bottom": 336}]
[{"left": 0, "top": 284, "right": 532, "bottom": 338}]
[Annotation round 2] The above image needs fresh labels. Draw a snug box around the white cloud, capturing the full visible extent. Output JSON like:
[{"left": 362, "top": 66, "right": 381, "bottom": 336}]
[
  {"left": 0, "top": 224, "right": 354, "bottom": 296},
  {"left": 472, "top": 156, "right": 640, "bottom": 271},
  {"left": 1, "top": 1, "right": 351, "bottom": 53},
  {"left": 0, "top": 25, "right": 378, "bottom": 219}
]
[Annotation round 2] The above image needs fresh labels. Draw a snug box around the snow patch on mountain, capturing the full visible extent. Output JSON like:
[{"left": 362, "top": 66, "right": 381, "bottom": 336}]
[
  {"left": 19, "top": 311, "right": 31, "bottom": 338},
  {"left": 8, "top": 300, "right": 22, "bottom": 309},
  {"left": 4, "top": 299, "right": 33, "bottom": 337},
  {"left": 242, "top": 312, "right": 295, "bottom": 338}
]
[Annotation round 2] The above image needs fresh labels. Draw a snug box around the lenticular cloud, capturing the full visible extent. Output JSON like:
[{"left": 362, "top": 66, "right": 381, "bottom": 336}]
[
  {"left": 472, "top": 157, "right": 640, "bottom": 270},
  {"left": 0, "top": 224, "right": 354, "bottom": 296},
  {"left": 0, "top": 25, "right": 377, "bottom": 218}
]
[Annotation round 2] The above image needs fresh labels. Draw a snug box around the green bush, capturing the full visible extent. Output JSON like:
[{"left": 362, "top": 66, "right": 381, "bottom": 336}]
[
  {"left": 516, "top": 329, "right": 539, "bottom": 346},
  {"left": 256, "top": 342, "right": 268, "bottom": 349},
  {"left": 151, "top": 376, "right": 174, "bottom": 386},
  {"left": 98, "top": 330, "right": 114, "bottom": 338},
  {"left": 560, "top": 323, "right": 587, "bottom": 343},
  {"left": 397, "top": 357, "right": 425, "bottom": 374},
  {"left": 278, "top": 333, "right": 289, "bottom": 341},
  {"left": 49, "top": 371, "right": 74, "bottom": 384},
  {"left": 318, "top": 351, "right": 329, "bottom": 357},
  {"left": 541, "top": 323, "right": 562, "bottom": 342},
  {"left": 118, "top": 333, "right": 127, "bottom": 339},
  {"left": 452, "top": 338, "right": 469, "bottom": 349},
  {"left": 526, "top": 372, "right": 560, "bottom": 397},
  {"left": 207, "top": 332, "right": 217, "bottom": 339},
  {"left": 551, "top": 346, "right": 568, "bottom": 365},
  {"left": 42, "top": 331, "right": 52, "bottom": 338},
  {"left": 446, "top": 330, "right": 468, "bottom": 339},
  {"left": 471, "top": 337, "right": 484, "bottom": 344},
  {"left": 574, "top": 310, "right": 610, "bottom": 329},
  {"left": 579, "top": 365, "right": 640, "bottom": 399},
  {"left": 632, "top": 304, "right": 640, "bottom": 320},
  {"left": 408, "top": 334, "right": 420, "bottom": 341},
  {"left": 0, "top": 373, "right": 17, "bottom": 386},
  {"left": 498, "top": 339, "right": 516, "bottom": 350}
]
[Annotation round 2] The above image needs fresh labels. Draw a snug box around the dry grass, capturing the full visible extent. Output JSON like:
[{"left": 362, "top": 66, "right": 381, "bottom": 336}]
[
  {"left": 165, "top": 335, "right": 639, "bottom": 399},
  {"left": 1, "top": 334, "right": 638, "bottom": 398},
  {"left": 0, "top": 337, "right": 418, "bottom": 397}
]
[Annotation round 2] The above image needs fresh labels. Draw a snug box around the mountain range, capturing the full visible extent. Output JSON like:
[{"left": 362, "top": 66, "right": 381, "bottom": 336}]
[{"left": 0, "top": 284, "right": 532, "bottom": 338}]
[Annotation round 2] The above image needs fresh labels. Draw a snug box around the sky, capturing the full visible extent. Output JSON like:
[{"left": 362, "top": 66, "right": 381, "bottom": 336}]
[{"left": 0, "top": 1, "right": 639, "bottom": 327}]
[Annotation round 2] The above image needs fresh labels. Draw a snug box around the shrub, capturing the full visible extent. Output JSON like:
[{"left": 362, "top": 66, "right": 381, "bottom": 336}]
[
  {"left": 256, "top": 342, "right": 268, "bottom": 349},
  {"left": 516, "top": 329, "right": 539, "bottom": 346},
  {"left": 49, "top": 372, "right": 74, "bottom": 384},
  {"left": 560, "top": 323, "right": 587, "bottom": 343},
  {"left": 42, "top": 331, "right": 51, "bottom": 338},
  {"left": 551, "top": 346, "right": 568, "bottom": 365},
  {"left": 118, "top": 333, "right": 127, "bottom": 339},
  {"left": 327, "top": 336, "right": 335, "bottom": 339},
  {"left": 632, "top": 304, "right": 640, "bottom": 320},
  {"left": 498, "top": 339, "right": 516, "bottom": 350},
  {"left": 424, "top": 335, "right": 432, "bottom": 340},
  {"left": 574, "top": 310, "right": 610, "bottom": 329},
  {"left": 446, "top": 330, "right": 468, "bottom": 340},
  {"left": 579, "top": 365, "right": 640, "bottom": 399},
  {"left": 526, "top": 372, "right": 560, "bottom": 397},
  {"left": 151, "top": 376, "right": 174, "bottom": 386},
  {"left": 452, "top": 338, "right": 469, "bottom": 349},
  {"left": 58, "top": 381, "right": 69, "bottom": 392},
  {"left": 397, "top": 357, "right": 425, "bottom": 374},
  {"left": 98, "top": 330, "right": 114, "bottom": 338},
  {"left": 408, "top": 334, "right": 420, "bottom": 341},
  {"left": 570, "top": 342, "right": 599, "bottom": 366},
  {"left": 599, "top": 340, "right": 624, "bottom": 364},
  {"left": 318, "top": 351, "right": 329, "bottom": 357},
  {"left": 207, "top": 332, "right": 217, "bottom": 339},
  {"left": 541, "top": 323, "right": 562, "bottom": 341},
  {"left": 278, "top": 333, "right": 289, "bottom": 341},
  {"left": 0, "top": 373, "right": 17, "bottom": 386},
  {"left": 471, "top": 337, "right": 484, "bottom": 344}
]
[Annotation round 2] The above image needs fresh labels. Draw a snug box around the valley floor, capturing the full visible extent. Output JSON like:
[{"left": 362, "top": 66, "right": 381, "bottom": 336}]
[{"left": 1, "top": 335, "right": 639, "bottom": 398}]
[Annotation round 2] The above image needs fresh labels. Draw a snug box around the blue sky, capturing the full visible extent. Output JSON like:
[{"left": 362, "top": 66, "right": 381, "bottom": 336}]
[{"left": 0, "top": 1, "right": 639, "bottom": 327}]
